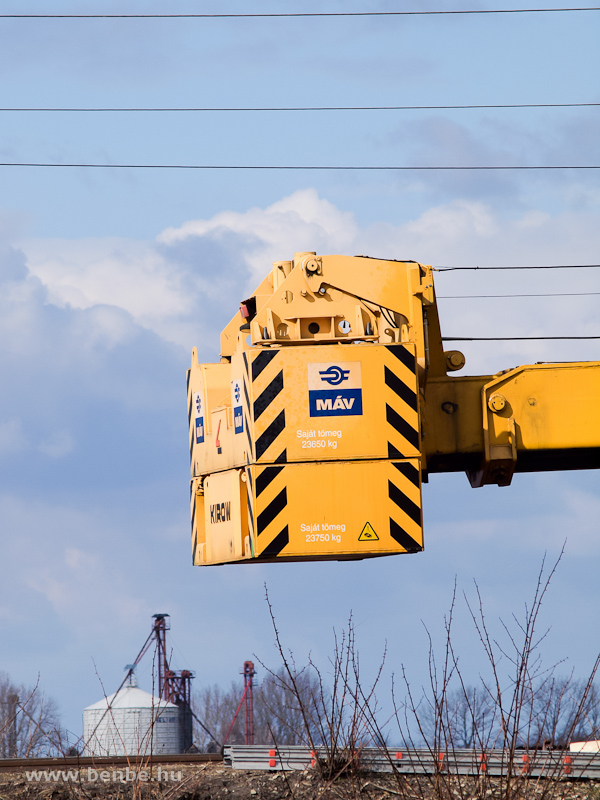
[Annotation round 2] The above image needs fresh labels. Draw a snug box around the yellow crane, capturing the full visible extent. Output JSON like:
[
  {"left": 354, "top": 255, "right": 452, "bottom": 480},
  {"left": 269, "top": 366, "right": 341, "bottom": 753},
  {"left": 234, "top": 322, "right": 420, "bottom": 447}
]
[{"left": 187, "top": 253, "right": 599, "bottom": 566}]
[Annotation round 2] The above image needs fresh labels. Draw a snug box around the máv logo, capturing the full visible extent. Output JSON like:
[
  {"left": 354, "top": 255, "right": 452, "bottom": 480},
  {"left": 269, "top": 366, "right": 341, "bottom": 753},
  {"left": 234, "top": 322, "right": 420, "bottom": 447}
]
[
  {"left": 308, "top": 362, "right": 363, "bottom": 418},
  {"left": 231, "top": 379, "right": 244, "bottom": 434},
  {"left": 318, "top": 365, "right": 350, "bottom": 386}
]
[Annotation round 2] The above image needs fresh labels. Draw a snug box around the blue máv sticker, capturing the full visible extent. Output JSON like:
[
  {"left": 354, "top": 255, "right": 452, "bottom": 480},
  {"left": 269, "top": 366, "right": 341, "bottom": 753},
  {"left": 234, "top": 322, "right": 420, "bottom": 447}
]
[
  {"left": 193, "top": 391, "right": 205, "bottom": 443},
  {"left": 231, "top": 379, "right": 244, "bottom": 434},
  {"left": 308, "top": 362, "right": 363, "bottom": 417}
]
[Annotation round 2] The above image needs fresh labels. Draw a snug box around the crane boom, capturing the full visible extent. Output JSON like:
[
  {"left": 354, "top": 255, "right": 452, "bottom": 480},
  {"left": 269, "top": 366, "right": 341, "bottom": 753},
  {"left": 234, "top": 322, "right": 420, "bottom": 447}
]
[{"left": 424, "top": 362, "right": 600, "bottom": 485}]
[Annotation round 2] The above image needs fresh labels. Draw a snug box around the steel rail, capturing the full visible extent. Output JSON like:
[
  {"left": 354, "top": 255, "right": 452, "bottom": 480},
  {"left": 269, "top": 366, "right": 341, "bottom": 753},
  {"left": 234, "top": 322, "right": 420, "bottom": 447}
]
[
  {"left": 0, "top": 753, "right": 222, "bottom": 773},
  {"left": 224, "top": 745, "right": 600, "bottom": 779}
]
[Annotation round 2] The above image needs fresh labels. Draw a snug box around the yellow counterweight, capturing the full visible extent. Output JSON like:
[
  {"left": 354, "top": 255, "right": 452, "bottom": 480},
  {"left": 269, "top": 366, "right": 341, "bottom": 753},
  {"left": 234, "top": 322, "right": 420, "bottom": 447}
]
[{"left": 187, "top": 252, "right": 600, "bottom": 566}]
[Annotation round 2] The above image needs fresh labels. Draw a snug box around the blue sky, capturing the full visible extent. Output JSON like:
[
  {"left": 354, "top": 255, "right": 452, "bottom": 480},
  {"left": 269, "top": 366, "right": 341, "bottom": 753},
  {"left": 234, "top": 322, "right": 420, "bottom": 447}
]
[{"left": 1, "top": 0, "right": 599, "bottom": 745}]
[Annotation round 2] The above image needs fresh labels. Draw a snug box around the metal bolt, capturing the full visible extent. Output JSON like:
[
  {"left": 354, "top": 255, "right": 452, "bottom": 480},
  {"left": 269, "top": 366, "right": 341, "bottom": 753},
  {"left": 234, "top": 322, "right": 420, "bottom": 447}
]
[
  {"left": 445, "top": 350, "right": 466, "bottom": 371},
  {"left": 488, "top": 393, "right": 506, "bottom": 413}
]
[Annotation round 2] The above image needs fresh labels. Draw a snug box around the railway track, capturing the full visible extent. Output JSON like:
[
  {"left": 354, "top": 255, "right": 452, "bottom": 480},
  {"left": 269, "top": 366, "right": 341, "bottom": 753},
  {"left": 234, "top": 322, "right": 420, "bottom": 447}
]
[{"left": 0, "top": 752, "right": 222, "bottom": 773}]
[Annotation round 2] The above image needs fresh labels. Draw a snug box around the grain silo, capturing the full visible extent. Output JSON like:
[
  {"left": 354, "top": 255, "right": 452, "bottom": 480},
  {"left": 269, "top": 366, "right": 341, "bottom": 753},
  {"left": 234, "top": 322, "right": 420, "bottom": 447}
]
[{"left": 83, "top": 674, "right": 180, "bottom": 756}]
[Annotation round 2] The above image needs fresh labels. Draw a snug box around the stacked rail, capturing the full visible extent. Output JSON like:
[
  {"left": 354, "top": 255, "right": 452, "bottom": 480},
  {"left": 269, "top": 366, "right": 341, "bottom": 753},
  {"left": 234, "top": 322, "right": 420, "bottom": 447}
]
[
  {"left": 224, "top": 746, "right": 600, "bottom": 779},
  {"left": 4, "top": 748, "right": 600, "bottom": 779}
]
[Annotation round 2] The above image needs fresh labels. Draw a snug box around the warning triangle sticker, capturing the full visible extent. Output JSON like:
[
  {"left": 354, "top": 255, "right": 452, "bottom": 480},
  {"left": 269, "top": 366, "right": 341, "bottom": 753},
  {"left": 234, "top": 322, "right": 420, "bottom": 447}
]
[{"left": 358, "top": 522, "right": 379, "bottom": 541}]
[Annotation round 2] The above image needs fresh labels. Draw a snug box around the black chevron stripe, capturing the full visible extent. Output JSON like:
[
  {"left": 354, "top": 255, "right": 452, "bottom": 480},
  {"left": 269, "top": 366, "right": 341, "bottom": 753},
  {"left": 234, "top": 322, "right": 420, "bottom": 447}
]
[
  {"left": 243, "top": 377, "right": 251, "bottom": 414},
  {"left": 388, "top": 480, "right": 421, "bottom": 526},
  {"left": 388, "top": 442, "right": 404, "bottom": 459},
  {"left": 243, "top": 373, "right": 253, "bottom": 456},
  {"left": 389, "top": 518, "right": 422, "bottom": 552},
  {"left": 247, "top": 499, "right": 254, "bottom": 536},
  {"left": 392, "top": 461, "right": 421, "bottom": 488},
  {"left": 274, "top": 449, "right": 287, "bottom": 463},
  {"left": 252, "top": 350, "right": 278, "bottom": 381},
  {"left": 257, "top": 487, "right": 287, "bottom": 535},
  {"left": 256, "top": 465, "right": 285, "bottom": 498},
  {"left": 384, "top": 366, "right": 417, "bottom": 411},
  {"left": 254, "top": 370, "right": 284, "bottom": 421},
  {"left": 243, "top": 351, "right": 249, "bottom": 377},
  {"left": 246, "top": 469, "right": 254, "bottom": 542},
  {"left": 257, "top": 525, "right": 289, "bottom": 559},
  {"left": 245, "top": 413, "right": 253, "bottom": 455},
  {"left": 386, "top": 404, "right": 419, "bottom": 450},
  {"left": 386, "top": 344, "right": 416, "bottom": 374},
  {"left": 191, "top": 485, "right": 197, "bottom": 563},
  {"left": 255, "top": 410, "right": 285, "bottom": 460}
]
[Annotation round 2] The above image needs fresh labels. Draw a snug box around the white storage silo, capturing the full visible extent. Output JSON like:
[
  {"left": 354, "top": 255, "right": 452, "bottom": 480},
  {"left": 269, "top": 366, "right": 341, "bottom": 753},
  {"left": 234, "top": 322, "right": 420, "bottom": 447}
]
[{"left": 83, "top": 678, "right": 180, "bottom": 756}]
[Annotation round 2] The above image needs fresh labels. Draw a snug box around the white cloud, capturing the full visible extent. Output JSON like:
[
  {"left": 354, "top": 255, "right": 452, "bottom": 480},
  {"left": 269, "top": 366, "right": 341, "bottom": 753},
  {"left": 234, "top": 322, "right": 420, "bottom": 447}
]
[
  {"left": 157, "top": 188, "right": 359, "bottom": 285},
  {"left": 17, "top": 189, "right": 598, "bottom": 377},
  {"left": 21, "top": 237, "right": 190, "bottom": 327}
]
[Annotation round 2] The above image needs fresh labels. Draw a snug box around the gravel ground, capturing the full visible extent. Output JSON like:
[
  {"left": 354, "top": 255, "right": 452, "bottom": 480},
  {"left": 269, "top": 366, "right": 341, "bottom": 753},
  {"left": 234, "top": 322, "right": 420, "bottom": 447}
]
[{"left": 1, "top": 762, "right": 600, "bottom": 800}]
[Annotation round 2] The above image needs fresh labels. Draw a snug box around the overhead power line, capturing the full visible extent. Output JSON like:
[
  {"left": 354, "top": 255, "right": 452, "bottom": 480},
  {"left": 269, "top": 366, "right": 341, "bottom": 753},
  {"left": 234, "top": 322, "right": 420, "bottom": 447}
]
[
  {"left": 2, "top": 8, "right": 599, "bottom": 18},
  {"left": 439, "top": 291, "right": 600, "bottom": 298},
  {"left": 443, "top": 335, "right": 600, "bottom": 340},
  {"left": 0, "top": 162, "right": 598, "bottom": 171},
  {"left": 435, "top": 264, "right": 600, "bottom": 270},
  {"left": 1, "top": 102, "right": 598, "bottom": 113}
]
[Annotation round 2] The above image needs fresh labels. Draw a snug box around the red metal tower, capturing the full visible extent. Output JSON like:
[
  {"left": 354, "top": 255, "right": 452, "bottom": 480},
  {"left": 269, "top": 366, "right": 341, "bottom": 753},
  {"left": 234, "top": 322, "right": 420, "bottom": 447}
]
[{"left": 222, "top": 660, "right": 257, "bottom": 746}]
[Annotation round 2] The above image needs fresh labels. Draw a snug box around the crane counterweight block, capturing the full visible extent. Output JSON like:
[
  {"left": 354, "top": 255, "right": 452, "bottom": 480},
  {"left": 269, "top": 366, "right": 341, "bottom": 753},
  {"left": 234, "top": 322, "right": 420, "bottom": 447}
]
[
  {"left": 187, "top": 252, "right": 600, "bottom": 567},
  {"left": 188, "top": 338, "right": 423, "bottom": 565}
]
